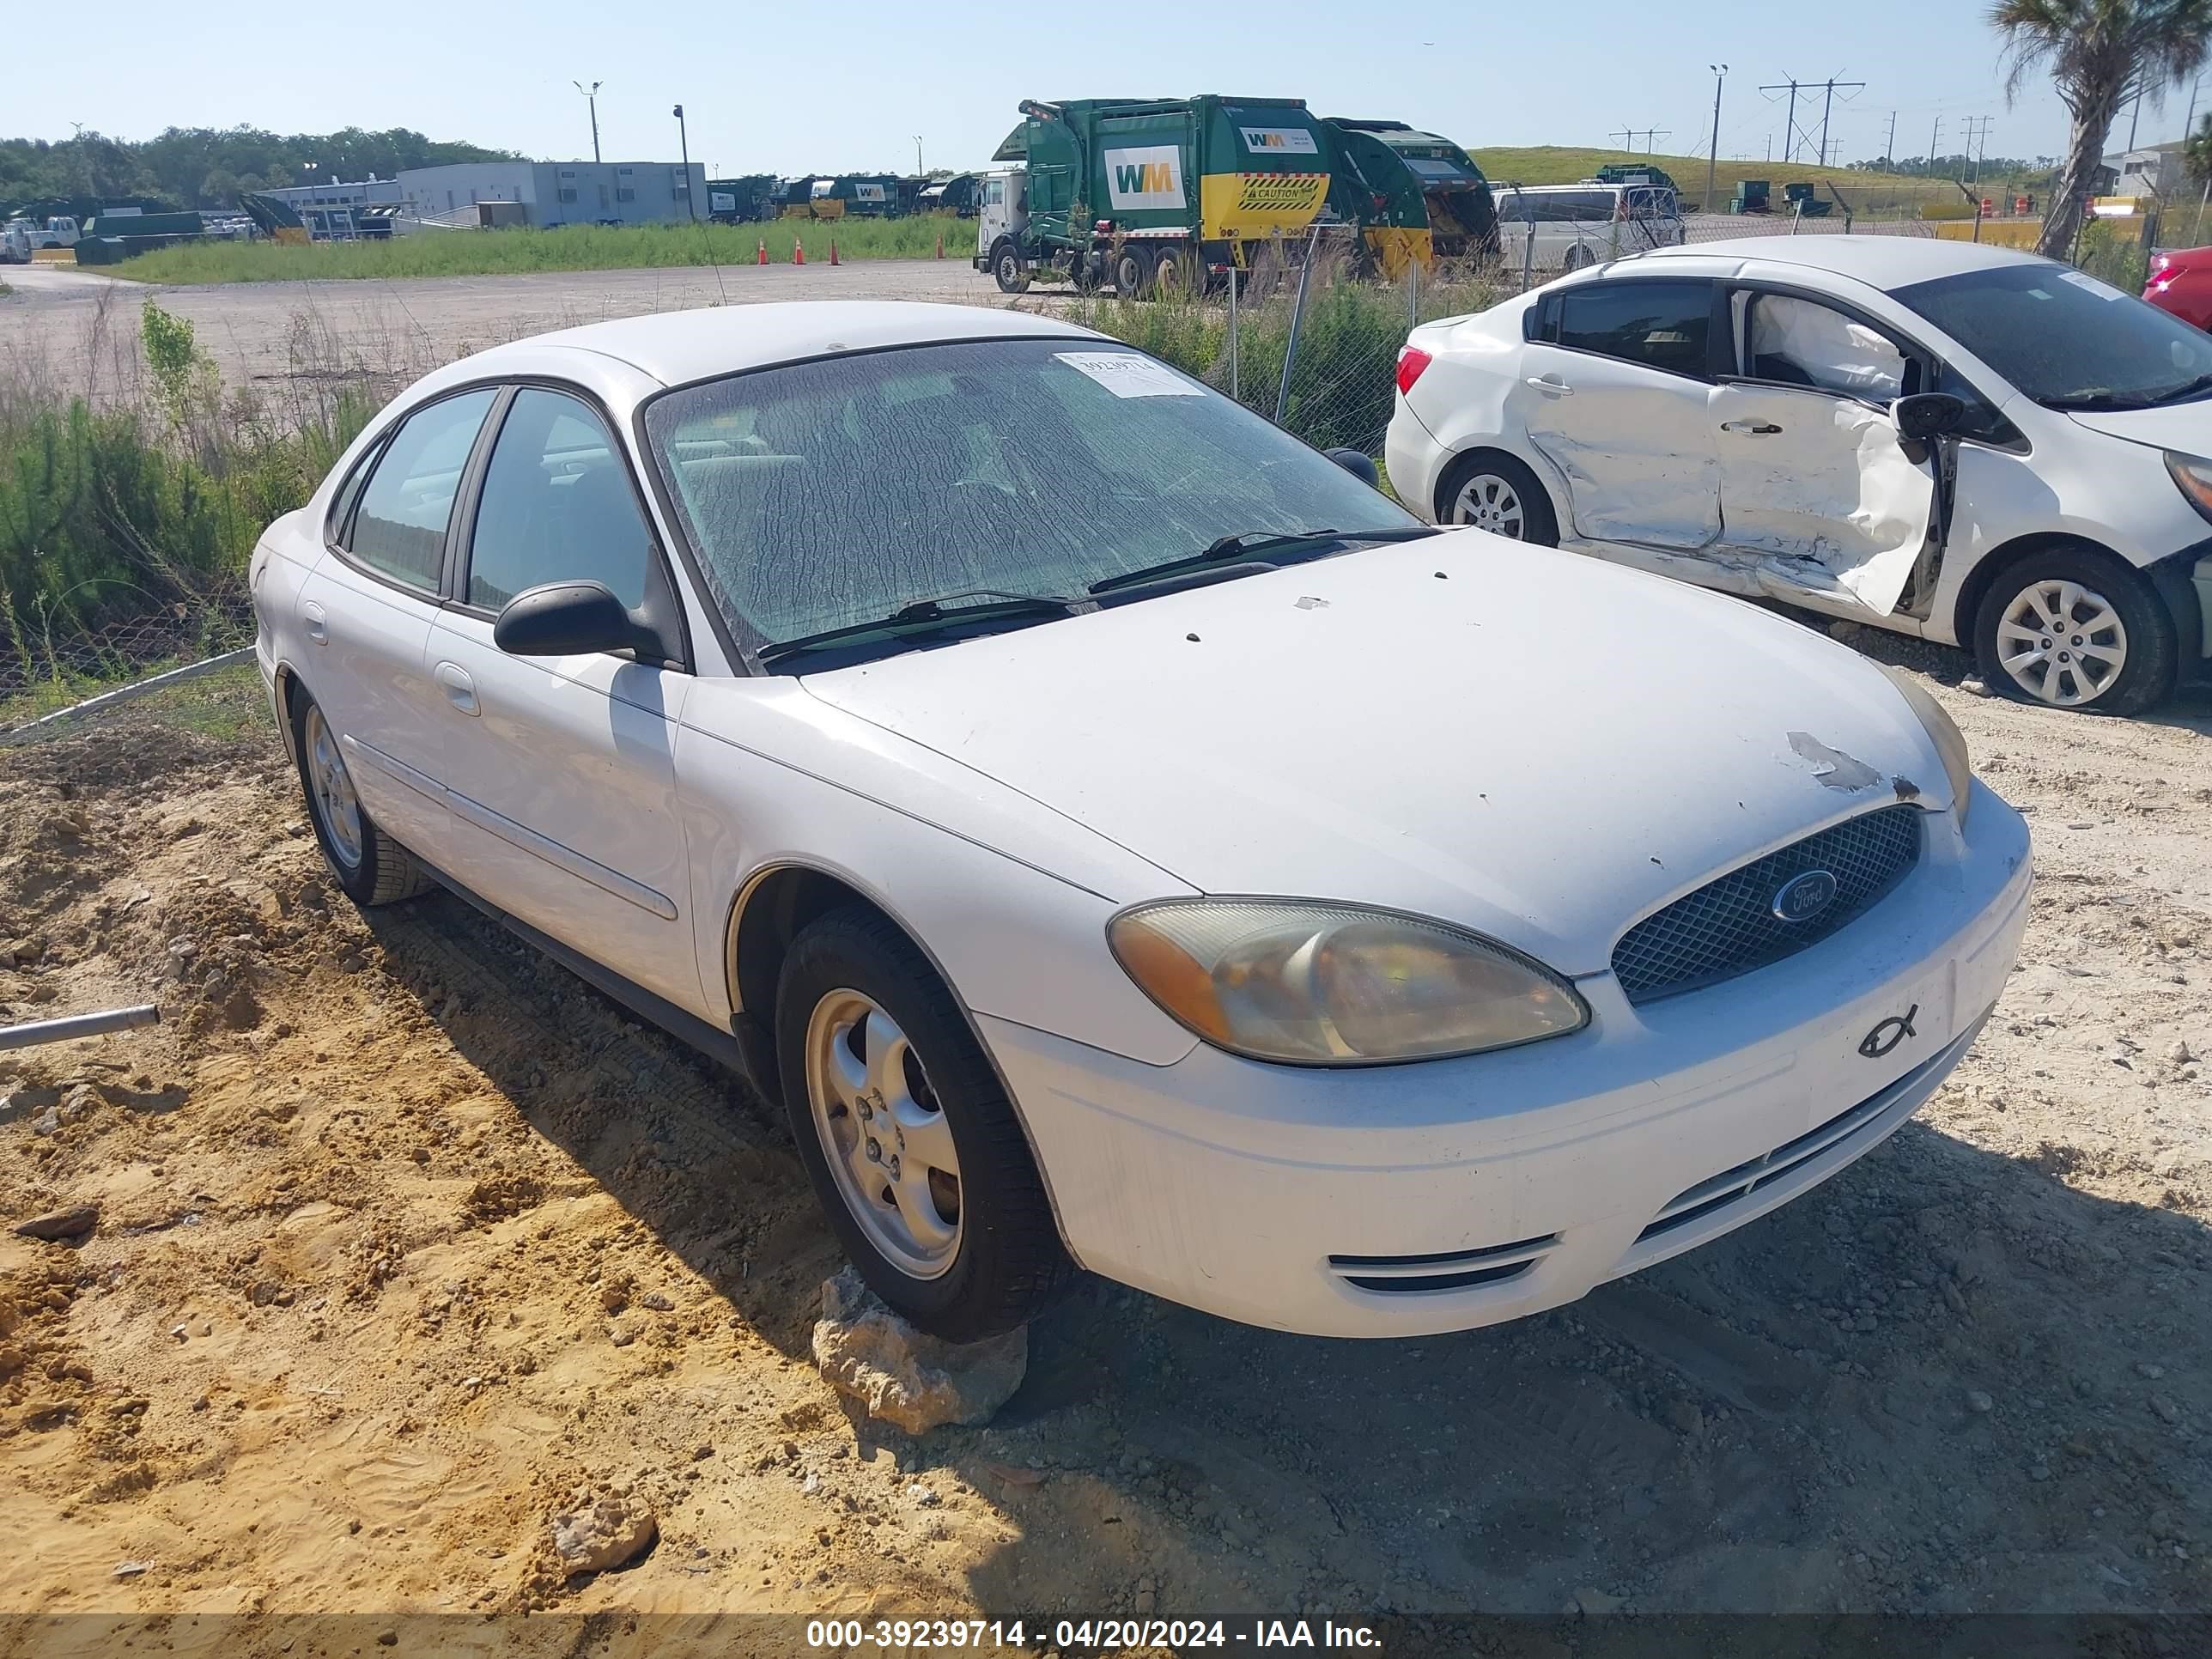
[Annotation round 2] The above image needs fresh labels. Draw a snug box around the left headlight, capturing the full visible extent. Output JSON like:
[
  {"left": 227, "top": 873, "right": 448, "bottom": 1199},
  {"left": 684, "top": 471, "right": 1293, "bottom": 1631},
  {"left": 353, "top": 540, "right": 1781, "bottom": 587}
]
[
  {"left": 1108, "top": 899, "right": 1589, "bottom": 1066},
  {"left": 1881, "top": 665, "right": 1973, "bottom": 826},
  {"left": 2165, "top": 452, "right": 2212, "bottom": 525}
]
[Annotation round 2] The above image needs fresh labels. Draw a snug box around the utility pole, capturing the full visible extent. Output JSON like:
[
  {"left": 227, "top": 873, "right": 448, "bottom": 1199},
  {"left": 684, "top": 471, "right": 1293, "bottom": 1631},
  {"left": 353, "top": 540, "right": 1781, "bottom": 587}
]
[
  {"left": 1815, "top": 75, "right": 1866, "bottom": 168},
  {"left": 1609, "top": 126, "right": 1669, "bottom": 153},
  {"left": 1762, "top": 77, "right": 1859, "bottom": 164},
  {"left": 672, "top": 104, "right": 695, "bottom": 218},
  {"left": 1884, "top": 110, "right": 1898, "bottom": 169},
  {"left": 2128, "top": 88, "right": 2142, "bottom": 150},
  {"left": 1928, "top": 115, "right": 1942, "bottom": 178},
  {"left": 1706, "top": 65, "right": 1729, "bottom": 213},
  {"left": 574, "top": 81, "right": 604, "bottom": 165}
]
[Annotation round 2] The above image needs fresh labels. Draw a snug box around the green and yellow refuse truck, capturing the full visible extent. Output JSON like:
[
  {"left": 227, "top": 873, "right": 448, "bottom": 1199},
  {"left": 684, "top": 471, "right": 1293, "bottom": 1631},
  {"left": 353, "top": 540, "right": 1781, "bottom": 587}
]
[
  {"left": 976, "top": 95, "right": 1339, "bottom": 295},
  {"left": 1325, "top": 119, "right": 1498, "bottom": 257}
]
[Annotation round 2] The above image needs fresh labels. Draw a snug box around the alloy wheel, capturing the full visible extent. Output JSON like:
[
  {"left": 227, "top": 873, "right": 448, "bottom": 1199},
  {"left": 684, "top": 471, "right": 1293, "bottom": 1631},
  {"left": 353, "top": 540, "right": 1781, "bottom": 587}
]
[
  {"left": 803, "top": 989, "right": 963, "bottom": 1279},
  {"left": 1454, "top": 472, "right": 1528, "bottom": 538},
  {"left": 302, "top": 705, "right": 364, "bottom": 869},
  {"left": 1995, "top": 578, "right": 2129, "bottom": 708}
]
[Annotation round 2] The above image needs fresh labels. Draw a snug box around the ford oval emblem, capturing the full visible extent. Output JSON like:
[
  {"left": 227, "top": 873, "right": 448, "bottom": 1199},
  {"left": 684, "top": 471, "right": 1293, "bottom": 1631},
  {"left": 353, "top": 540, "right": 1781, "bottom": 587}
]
[{"left": 1771, "top": 869, "right": 1839, "bottom": 924}]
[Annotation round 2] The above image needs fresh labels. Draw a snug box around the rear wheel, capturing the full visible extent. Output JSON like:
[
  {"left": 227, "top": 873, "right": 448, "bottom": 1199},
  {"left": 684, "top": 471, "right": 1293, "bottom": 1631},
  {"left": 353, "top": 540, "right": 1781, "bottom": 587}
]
[
  {"left": 1112, "top": 244, "right": 1157, "bottom": 299},
  {"left": 990, "top": 240, "right": 1029, "bottom": 294},
  {"left": 1150, "top": 244, "right": 1196, "bottom": 295},
  {"left": 776, "top": 907, "right": 1074, "bottom": 1341},
  {"left": 1972, "top": 544, "right": 2175, "bottom": 716},
  {"left": 289, "top": 689, "right": 431, "bottom": 907},
  {"left": 1438, "top": 452, "right": 1559, "bottom": 545}
]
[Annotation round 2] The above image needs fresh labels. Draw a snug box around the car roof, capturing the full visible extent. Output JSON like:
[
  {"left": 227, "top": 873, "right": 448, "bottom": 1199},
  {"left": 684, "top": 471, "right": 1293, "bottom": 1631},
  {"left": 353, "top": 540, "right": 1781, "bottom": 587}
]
[
  {"left": 457, "top": 301, "right": 1103, "bottom": 388},
  {"left": 1636, "top": 234, "right": 2052, "bottom": 291}
]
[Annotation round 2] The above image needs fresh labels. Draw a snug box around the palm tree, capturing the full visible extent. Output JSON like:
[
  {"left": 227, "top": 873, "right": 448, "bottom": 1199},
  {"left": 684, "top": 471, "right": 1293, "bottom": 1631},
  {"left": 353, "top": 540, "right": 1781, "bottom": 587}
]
[{"left": 1991, "top": 0, "right": 2212, "bottom": 257}]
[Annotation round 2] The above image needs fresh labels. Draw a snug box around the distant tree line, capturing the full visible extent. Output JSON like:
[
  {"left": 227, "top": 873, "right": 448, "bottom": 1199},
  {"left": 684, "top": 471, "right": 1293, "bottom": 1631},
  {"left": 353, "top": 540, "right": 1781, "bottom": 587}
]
[
  {"left": 1850, "top": 154, "right": 2060, "bottom": 185},
  {"left": 0, "top": 125, "right": 520, "bottom": 213}
]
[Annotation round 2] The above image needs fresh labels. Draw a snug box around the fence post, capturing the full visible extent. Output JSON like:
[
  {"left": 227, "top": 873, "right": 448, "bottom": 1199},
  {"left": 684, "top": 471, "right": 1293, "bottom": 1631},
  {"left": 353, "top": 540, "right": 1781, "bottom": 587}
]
[
  {"left": 1520, "top": 222, "right": 1534, "bottom": 294},
  {"left": 1972, "top": 198, "right": 1984, "bottom": 244},
  {"left": 1407, "top": 253, "right": 1419, "bottom": 328},
  {"left": 1226, "top": 258, "right": 1240, "bottom": 404},
  {"left": 1275, "top": 225, "right": 1320, "bottom": 427}
]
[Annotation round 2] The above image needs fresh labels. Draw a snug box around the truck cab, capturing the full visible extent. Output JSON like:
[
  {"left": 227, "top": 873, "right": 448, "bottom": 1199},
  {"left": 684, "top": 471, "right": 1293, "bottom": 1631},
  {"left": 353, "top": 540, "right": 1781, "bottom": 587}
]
[
  {"left": 33, "top": 216, "right": 81, "bottom": 250},
  {"left": 976, "top": 168, "right": 1030, "bottom": 291}
]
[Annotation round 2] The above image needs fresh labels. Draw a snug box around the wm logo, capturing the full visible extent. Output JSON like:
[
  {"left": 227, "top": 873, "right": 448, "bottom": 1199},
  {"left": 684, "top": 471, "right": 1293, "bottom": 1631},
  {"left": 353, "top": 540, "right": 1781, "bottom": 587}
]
[{"left": 1115, "top": 161, "right": 1176, "bottom": 193}]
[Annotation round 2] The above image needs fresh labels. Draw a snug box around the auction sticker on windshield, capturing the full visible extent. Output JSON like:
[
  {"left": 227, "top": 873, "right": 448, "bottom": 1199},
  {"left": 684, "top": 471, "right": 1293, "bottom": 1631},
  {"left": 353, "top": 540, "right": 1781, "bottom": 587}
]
[{"left": 1054, "top": 352, "right": 1205, "bottom": 398}]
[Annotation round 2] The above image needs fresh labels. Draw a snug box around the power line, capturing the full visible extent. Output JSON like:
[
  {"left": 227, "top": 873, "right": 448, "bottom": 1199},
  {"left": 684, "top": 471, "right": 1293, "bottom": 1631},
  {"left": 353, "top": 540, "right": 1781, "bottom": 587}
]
[
  {"left": 1610, "top": 126, "right": 1672, "bottom": 155},
  {"left": 1760, "top": 76, "right": 1865, "bottom": 165}
]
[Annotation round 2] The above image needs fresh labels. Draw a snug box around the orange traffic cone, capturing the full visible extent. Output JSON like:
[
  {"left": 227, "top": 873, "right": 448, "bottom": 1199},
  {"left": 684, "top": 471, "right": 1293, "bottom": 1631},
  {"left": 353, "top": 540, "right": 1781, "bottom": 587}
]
[
  {"left": 793, "top": 239, "right": 805, "bottom": 265},
  {"left": 934, "top": 233, "right": 945, "bottom": 259},
  {"left": 756, "top": 239, "right": 767, "bottom": 265},
  {"left": 828, "top": 238, "right": 840, "bottom": 266}
]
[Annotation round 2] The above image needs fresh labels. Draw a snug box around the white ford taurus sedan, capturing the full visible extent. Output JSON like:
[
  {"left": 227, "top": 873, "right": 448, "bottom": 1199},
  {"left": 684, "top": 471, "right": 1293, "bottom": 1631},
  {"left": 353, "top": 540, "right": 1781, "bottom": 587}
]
[
  {"left": 251, "top": 301, "right": 2031, "bottom": 1341},
  {"left": 1387, "top": 237, "right": 2212, "bottom": 716}
]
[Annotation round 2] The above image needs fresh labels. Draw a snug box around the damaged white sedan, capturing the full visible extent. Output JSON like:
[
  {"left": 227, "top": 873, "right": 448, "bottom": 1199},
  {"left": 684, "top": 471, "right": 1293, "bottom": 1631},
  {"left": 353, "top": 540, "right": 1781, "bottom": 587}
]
[
  {"left": 1388, "top": 237, "right": 2212, "bottom": 715},
  {"left": 252, "top": 301, "right": 2031, "bottom": 1344}
]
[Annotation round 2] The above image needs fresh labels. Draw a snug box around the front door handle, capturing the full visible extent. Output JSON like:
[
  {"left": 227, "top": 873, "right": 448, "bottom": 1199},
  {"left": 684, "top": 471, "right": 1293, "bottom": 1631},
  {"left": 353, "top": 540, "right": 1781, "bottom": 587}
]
[
  {"left": 301, "top": 601, "right": 327, "bottom": 645},
  {"left": 434, "top": 660, "right": 479, "bottom": 717},
  {"left": 1526, "top": 375, "right": 1574, "bottom": 396},
  {"left": 1721, "top": 419, "right": 1783, "bottom": 434}
]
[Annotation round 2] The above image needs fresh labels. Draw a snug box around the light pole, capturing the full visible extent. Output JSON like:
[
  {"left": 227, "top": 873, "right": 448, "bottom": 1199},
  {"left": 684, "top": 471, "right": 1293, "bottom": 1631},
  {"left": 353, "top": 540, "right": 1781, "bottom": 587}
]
[
  {"left": 574, "top": 80, "right": 604, "bottom": 165},
  {"left": 914, "top": 135, "right": 924, "bottom": 175},
  {"left": 673, "top": 104, "right": 696, "bottom": 218},
  {"left": 1705, "top": 65, "right": 1727, "bottom": 214}
]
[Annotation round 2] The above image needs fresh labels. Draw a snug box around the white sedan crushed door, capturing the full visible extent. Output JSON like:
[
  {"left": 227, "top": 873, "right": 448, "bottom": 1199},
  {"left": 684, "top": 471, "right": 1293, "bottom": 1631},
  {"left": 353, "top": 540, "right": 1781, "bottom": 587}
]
[
  {"left": 1516, "top": 279, "right": 1723, "bottom": 551},
  {"left": 1708, "top": 383, "right": 1936, "bottom": 616}
]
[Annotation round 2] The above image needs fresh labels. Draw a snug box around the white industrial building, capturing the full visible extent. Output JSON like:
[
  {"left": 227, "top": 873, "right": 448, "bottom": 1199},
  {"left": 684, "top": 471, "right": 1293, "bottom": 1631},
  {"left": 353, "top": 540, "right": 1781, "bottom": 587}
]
[{"left": 394, "top": 161, "right": 706, "bottom": 227}]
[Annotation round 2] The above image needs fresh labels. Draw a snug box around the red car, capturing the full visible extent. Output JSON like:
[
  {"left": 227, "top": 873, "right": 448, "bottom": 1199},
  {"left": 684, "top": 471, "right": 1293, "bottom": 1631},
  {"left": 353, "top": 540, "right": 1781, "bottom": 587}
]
[{"left": 2144, "top": 246, "right": 2212, "bottom": 330}]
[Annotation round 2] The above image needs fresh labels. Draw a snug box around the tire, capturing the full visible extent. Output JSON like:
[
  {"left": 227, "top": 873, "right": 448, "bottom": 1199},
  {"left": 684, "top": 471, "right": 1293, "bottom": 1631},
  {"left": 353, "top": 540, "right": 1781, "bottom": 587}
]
[
  {"left": 288, "top": 686, "right": 432, "bottom": 906},
  {"left": 1437, "top": 451, "right": 1560, "bottom": 545},
  {"left": 775, "top": 907, "right": 1075, "bottom": 1341},
  {"left": 1559, "top": 245, "right": 1591, "bottom": 273},
  {"left": 1150, "top": 244, "right": 1195, "bottom": 296},
  {"left": 990, "top": 240, "right": 1030, "bottom": 295},
  {"left": 1112, "top": 244, "right": 1157, "bottom": 299},
  {"left": 1972, "top": 544, "right": 2177, "bottom": 716}
]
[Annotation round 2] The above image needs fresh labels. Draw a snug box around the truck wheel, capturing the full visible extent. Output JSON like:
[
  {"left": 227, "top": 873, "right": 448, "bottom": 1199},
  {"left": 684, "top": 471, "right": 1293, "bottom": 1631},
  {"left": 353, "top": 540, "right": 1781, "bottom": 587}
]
[
  {"left": 990, "top": 240, "right": 1030, "bottom": 294},
  {"left": 1151, "top": 245, "right": 1197, "bottom": 295},
  {"left": 1112, "top": 245, "right": 1156, "bottom": 299}
]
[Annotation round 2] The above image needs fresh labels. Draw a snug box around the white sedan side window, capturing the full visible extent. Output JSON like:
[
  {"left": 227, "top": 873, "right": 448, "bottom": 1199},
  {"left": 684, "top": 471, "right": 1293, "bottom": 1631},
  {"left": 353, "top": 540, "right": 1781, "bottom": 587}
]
[{"left": 1748, "top": 294, "right": 1908, "bottom": 404}]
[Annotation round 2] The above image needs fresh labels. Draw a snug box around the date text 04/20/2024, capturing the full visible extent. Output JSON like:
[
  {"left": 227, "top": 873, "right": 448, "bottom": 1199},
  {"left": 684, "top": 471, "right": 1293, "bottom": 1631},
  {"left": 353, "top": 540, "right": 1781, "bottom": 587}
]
[{"left": 803, "top": 1619, "right": 1382, "bottom": 1649}]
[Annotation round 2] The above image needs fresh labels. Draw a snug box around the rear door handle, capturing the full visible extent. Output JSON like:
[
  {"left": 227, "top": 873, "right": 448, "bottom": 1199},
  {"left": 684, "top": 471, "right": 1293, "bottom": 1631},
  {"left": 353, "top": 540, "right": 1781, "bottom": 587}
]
[
  {"left": 1721, "top": 420, "right": 1783, "bottom": 434},
  {"left": 301, "top": 600, "right": 327, "bottom": 645},
  {"left": 434, "top": 660, "right": 479, "bottom": 717},
  {"left": 1527, "top": 375, "right": 1573, "bottom": 396}
]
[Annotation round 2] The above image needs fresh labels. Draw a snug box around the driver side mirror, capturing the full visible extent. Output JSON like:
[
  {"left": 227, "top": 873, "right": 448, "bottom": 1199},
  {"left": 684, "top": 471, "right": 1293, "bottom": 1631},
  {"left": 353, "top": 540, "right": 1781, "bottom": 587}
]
[
  {"left": 1892, "top": 392, "right": 1966, "bottom": 444},
  {"left": 493, "top": 580, "right": 666, "bottom": 660},
  {"left": 1891, "top": 392, "right": 1966, "bottom": 465},
  {"left": 1323, "top": 447, "right": 1381, "bottom": 489}
]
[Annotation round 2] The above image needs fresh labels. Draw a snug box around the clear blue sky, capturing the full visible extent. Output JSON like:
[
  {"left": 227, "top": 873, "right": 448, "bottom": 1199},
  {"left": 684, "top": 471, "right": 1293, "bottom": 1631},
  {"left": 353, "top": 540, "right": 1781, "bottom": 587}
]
[{"left": 12, "top": 0, "right": 2202, "bottom": 174}]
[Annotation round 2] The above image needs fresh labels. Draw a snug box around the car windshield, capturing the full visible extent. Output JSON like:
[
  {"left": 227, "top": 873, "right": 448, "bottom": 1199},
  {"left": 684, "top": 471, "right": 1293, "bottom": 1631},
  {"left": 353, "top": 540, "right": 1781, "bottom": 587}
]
[
  {"left": 642, "top": 337, "right": 1419, "bottom": 659},
  {"left": 1892, "top": 261, "right": 2212, "bottom": 409}
]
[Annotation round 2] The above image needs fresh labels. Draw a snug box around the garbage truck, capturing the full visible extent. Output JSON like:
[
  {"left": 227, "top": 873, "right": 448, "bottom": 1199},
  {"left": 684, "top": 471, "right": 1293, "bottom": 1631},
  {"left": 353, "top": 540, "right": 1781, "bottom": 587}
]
[
  {"left": 1325, "top": 120, "right": 1498, "bottom": 256},
  {"left": 976, "top": 95, "right": 1336, "bottom": 295},
  {"left": 1322, "top": 119, "right": 1437, "bottom": 277}
]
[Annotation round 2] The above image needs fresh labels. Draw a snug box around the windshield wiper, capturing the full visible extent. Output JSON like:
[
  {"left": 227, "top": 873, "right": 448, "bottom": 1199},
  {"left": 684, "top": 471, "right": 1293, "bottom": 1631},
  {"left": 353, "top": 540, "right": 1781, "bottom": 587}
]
[
  {"left": 1087, "top": 526, "right": 1437, "bottom": 596},
  {"left": 757, "top": 590, "right": 1091, "bottom": 665},
  {"left": 2146, "top": 371, "right": 2212, "bottom": 407}
]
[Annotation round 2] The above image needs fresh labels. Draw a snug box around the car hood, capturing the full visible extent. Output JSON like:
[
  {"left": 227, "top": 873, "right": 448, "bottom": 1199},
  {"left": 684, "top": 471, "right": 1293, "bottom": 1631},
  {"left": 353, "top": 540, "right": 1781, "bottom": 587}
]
[
  {"left": 799, "top": 535, "right": 1945, "bottom": 977},
  {"left": 2064, "top": 398, "right": 2212, "bottom": 449}
]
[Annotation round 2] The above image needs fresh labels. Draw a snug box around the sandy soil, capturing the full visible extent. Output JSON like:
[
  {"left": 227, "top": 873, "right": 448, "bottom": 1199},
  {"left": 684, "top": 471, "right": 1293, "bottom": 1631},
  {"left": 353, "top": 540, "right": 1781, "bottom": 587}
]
[{"left": 3, "top": 651, "right": 2210, "bottom": 1650}]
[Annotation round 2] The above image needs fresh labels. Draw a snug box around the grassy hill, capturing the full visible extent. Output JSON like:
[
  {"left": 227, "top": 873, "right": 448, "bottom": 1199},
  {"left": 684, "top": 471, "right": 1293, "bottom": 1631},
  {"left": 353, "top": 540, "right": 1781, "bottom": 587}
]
[{"left": 1468, "top": 146, "right": 1977, "bottom": 215}]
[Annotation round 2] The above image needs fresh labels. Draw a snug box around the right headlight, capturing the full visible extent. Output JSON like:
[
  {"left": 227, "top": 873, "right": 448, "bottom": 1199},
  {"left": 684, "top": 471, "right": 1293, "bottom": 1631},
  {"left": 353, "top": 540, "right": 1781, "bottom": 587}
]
[
  {"left": 1108, "top": 898, "right": 1588, "bottom": 1066},
  {"left": 1881, "top": 665, "right": 1972, "bottom": 827}
]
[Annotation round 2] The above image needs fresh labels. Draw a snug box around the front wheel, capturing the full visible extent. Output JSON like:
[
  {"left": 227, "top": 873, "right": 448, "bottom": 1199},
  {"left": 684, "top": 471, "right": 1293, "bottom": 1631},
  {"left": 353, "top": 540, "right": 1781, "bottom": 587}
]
[
  {"left": 1438, "top": 452, "right": 1559, "bottom": 545},
  {"left": 1972, "top": 545, "right": 2176, "bottom": 716},
  {"left": 990, "top": 240, "right": 1030, "bottom": 294},
  {"left": 775, "top": 908, "right": 1074, "bottom": 1341}
]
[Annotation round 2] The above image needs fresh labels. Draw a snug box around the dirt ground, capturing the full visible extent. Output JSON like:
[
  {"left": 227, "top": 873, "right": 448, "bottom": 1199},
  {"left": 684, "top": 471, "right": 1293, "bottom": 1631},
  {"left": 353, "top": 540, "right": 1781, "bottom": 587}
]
[{"left": 3, "top": 644, "right": 2210, "bottom": 1651}]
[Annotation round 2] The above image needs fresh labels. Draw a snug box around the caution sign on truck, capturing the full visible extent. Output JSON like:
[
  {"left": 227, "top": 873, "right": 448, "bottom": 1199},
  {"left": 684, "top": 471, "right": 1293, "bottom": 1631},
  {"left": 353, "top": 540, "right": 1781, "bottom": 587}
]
[{"left": 1200, "top": 172, "right": 1330, "bottom": 239}]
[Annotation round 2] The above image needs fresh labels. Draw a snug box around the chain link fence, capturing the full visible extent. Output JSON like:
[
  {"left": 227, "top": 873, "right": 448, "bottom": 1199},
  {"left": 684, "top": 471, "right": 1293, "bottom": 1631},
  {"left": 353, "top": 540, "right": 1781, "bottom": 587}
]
[{"left": 1, "top": 579, "right": 252, "bottom": 708}]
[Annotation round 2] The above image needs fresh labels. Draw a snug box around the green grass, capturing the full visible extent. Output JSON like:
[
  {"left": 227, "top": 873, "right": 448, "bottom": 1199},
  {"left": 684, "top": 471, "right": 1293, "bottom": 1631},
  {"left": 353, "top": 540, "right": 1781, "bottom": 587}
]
[
  {"left": 1469, "top": 146, "right": 1971, "bottom": 215},
  {"left": 117, "top": 214, "right": 981, "bottom": 284}
]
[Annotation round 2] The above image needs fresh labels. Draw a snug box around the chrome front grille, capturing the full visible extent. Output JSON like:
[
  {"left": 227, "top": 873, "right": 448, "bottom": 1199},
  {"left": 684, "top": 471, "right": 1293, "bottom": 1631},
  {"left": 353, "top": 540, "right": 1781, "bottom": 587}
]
[{"left": 1611, "top": 805, "right": 1923, "bottom": 1006}]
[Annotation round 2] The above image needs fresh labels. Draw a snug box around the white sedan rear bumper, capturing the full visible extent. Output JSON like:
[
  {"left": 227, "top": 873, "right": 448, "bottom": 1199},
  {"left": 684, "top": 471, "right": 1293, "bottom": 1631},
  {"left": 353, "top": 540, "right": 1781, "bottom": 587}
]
[{"left": 980, "top": 785, "right": 2031, "bottom": 1338}]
